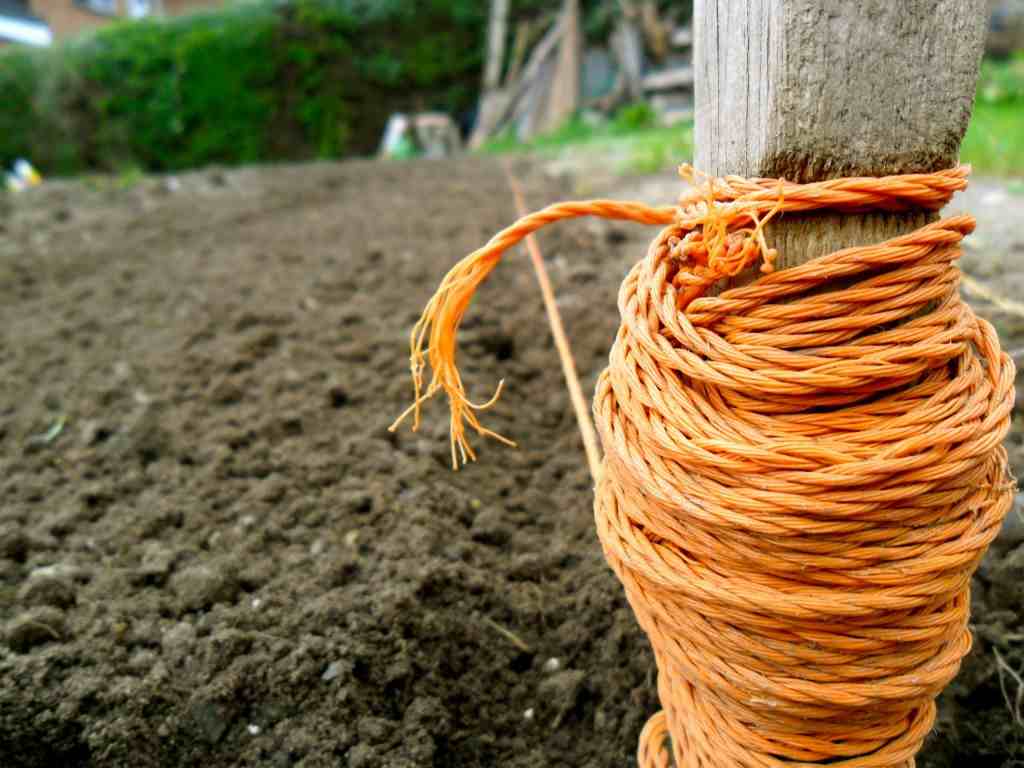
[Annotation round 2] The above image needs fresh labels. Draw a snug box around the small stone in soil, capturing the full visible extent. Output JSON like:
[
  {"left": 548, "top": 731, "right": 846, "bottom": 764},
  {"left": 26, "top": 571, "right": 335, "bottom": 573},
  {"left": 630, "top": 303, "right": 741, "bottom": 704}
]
[{"left": 322, "top": 661, "right": 344, "bottom": 682}]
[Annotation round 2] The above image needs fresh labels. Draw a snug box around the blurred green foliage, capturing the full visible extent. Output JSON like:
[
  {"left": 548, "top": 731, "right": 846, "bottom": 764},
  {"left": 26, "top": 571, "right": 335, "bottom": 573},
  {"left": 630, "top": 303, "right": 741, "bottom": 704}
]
[
  {"left": 0, "top": 0, "right": 489, "bottom": 174},
  {"left": 962, "top": 103, "right": 1024, "bottom": 176},
  {"left": 963, "top": 54, "right": 1024, "bottom": 176},
  {"left": 977, "top": 52, "right": 1024, "bottom": 106},
  {"left": 611, "top": 102, "right": 657, "bottom": 132},
  {"left": 480, "top": 102, "right": 694, "bottom": 176}
]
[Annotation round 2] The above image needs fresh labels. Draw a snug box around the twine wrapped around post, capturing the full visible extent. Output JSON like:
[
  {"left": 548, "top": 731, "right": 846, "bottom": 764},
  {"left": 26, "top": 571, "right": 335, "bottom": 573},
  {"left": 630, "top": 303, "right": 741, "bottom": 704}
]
[{"left": 392, "top": 164, "right": 1016, "bottom": 766}]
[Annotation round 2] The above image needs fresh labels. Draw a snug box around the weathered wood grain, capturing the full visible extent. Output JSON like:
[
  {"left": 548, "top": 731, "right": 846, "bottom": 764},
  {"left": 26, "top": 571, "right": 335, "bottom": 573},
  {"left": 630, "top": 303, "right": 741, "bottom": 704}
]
[{"left": 694, "top": 0, "right": 988, "bottom": 268}]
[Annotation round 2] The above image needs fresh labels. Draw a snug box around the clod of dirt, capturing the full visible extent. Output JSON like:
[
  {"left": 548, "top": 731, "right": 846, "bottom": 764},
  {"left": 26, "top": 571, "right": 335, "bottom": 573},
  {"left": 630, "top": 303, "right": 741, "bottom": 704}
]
[
  {"left": 987, "top": 543, "right": 1024, "bottom": 611},
  {"left": 328, "top": 384, "right": 350, "bottom": 409},
  {"left": 402, "top": 695, "right": 447, "bottom": 731},
  {"left": 346, "top": 743, "right": 378, "bottom": 768},
  {"left": 0, "top": 521, "right": 29, "bottom": 561},
  {"left": 170, "top": 562, "right": 239, "bottom": 613},
  {"left": 136, "top": 542, "right": 178, "bottom": 586},
  {"left": 0, "top": 559, "right": 19, "bottom": 582},
  {"left": 17, "top": 566, "right": 76, "bottom": 609},
  {"left": 187, "top": 696, "right": 235, "bottom": 744},
  {"left": 357, "top": 716, "right": 395, "bottom": 745},
  {"left": 161, "top": 621, "right": 197, "bottom": 661},
  {"left": 113, "top": 403, "right": 173, "bottom": 465},
  {"left": 998, "top": 494, "right": 1024, "bottom": 545},
  {"left": 210, "top": 378, "right": 244, "bottom": 406},
  {"left": 470, "top": 507, "right": 510, "bottom": 545},
  {"left": 340, "top": 490, "right": 373, "bottom": 516},
  {"left": 79, "top": 419, "right": 112, "bottom": 447},
  {"left": 5, "top": 607, "right": 67, "bottom": 652}
]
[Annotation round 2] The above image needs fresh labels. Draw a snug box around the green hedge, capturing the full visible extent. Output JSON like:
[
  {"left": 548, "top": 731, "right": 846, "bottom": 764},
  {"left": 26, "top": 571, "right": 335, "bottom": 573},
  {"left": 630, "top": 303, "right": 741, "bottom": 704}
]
[
  {"left": 977, "top": 51, "right": 1024, "bottom": 106},
  {"left": 0, "top": 0, "right": 488, "bottom": 174}
]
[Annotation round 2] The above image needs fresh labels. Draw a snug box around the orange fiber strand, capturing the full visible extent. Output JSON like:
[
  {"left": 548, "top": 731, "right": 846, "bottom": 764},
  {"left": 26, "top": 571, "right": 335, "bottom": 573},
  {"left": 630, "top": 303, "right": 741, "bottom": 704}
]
[
  {"left": 389, "top": 197, "right": 677, "bottom": 466},
  {"left": 393, "top": 163, "right": 1016, "bottom": 766}
]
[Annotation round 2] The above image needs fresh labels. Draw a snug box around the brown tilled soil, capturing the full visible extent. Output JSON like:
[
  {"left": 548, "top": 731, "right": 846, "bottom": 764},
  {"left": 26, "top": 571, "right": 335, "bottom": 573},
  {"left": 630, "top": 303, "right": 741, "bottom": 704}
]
[{"left": 1, "top": 156, "right": 1023, "bottom": 768}]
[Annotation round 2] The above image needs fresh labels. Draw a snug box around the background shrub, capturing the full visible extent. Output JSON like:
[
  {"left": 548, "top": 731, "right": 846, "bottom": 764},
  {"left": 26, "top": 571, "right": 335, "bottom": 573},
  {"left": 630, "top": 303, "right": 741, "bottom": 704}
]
[{"left": 0, "top": 0, "right": 489, "bottom": 174}]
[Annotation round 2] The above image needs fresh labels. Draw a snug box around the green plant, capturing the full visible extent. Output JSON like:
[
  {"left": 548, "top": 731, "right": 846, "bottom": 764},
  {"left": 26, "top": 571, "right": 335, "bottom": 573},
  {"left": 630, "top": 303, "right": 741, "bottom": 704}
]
[
  {"left": 612, "top": 102, "right": 657, "bottom": 133},
  {"left": 0, "top": 0, "right": 489, "bottom": 175},
  {"left": 977, "top": 53, "right": 1024, "bottom": 106},
  {"left": 961, "top": 102, "right": 1024, "bottom": 176}
]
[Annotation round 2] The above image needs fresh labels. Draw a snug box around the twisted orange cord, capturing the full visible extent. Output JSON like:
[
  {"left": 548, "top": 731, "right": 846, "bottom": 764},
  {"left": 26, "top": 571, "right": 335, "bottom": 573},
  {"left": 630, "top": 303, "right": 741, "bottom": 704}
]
[
  {"left": 393, "top": 163, "right": 1015, "bottom": 766},
  {"left": 389, "top": 197, "right": 678, "bottom": 467}
]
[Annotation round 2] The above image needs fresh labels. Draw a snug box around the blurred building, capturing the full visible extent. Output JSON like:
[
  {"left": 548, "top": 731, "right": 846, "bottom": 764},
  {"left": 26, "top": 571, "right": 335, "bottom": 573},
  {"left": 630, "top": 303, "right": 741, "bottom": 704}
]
[
  {"left": 0, "top": 0, "right": 222, "bottom": 45},
  {"left": 989, "top": 0, "right": 1024, "bottom": 56},
  {"left": 0, "top": 0, "right": 51, "bottom": 46}
]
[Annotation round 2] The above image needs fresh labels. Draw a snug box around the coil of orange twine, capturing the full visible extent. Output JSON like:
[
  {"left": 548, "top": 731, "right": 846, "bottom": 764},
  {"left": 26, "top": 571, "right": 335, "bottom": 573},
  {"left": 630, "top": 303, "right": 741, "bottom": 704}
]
[{"left": 391, "top": 163, "right": 1016, "bottom": 767}]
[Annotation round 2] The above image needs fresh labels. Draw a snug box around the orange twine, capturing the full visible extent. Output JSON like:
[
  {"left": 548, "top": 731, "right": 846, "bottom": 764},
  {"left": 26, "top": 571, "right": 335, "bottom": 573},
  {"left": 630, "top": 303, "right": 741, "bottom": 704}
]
[{"left": 391, "top": 164, "right": 1016, "bottom": 766}]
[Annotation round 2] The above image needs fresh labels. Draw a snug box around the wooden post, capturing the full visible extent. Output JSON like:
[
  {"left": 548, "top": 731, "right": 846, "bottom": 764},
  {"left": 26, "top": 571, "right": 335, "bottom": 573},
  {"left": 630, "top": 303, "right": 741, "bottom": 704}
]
[
  {"left": 483, "top": 0, "right": 510, "bottom": 93},
  {"left": 694, "top": 0, "right": 988, "bottom": 270},
  {"left": 504, "top": 20, "right": 531, "bottom": 87},
  {"left": 540, "top": 0, "right": 582, "bottom": 134},
  {"left": 614, "top": 1, "right": 645, "bottom": 104},
  {"left": 469, "top": 0, "right": 511, "bottom": 149}
]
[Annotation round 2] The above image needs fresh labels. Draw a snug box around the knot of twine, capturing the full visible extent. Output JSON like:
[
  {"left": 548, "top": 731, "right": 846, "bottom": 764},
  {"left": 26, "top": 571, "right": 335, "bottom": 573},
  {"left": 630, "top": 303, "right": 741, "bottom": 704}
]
[{"left": 392, "top": 164, "right": 1016, "bottom": 766}]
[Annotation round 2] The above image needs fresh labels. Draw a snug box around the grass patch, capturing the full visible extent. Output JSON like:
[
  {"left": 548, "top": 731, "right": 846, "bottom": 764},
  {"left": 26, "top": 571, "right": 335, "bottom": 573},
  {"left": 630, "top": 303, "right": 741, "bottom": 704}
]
[
  {"left": 962, "top": 103, "right": 1024, "bottom": 177},
  {"left": 480, "top": 103, "right": 695, "bottom": 175}
]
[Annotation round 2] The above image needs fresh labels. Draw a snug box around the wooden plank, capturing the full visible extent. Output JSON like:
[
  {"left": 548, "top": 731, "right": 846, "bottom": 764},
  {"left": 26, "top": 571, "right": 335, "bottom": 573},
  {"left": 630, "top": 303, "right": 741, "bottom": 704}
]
[
  {"left": 517, "top": 54, "right": 557, "bottom": 139},
  {"left": 488, "top": 17, "right": 563, "bottom": 139},
  {"left": 613, "top": 1, "right": 645, "bottom": 103},
  {"left": 641, "top": 0, "right": 671, "bottom": 61},
  {"left": 504, "top": 20, "right": 531, "bottom": 88},
  {"left": 469, "top": 0, "right": 511, "bottom": 149},
  {"left": 541, "top": 0, "right": 582, "bottom": 134},
  {"left": 482, "top": 0, "right": 509, "bottom": 91},
  {"left": 671, "top": 26, "right": 692, "bottom": 48},
  {"left": 642, "top": 67, "right": 694, "bottom": 92},
  {"left": 694, "top": 0, "right": 988, "bottom": 270}
]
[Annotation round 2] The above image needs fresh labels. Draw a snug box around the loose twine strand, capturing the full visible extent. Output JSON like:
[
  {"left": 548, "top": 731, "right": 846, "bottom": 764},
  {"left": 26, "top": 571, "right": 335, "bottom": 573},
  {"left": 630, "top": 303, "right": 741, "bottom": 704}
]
[{"left": 391, "top": 163, "right": 1016, "bottom": 767}]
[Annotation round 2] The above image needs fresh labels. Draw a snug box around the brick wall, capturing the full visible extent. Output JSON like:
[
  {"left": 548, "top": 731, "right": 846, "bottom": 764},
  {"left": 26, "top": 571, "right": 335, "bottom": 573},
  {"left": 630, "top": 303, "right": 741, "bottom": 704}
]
[
  {"left": 163, "top": 0, "right": 218, "bottom": 17},
  {"left": 29, "top": 0, "right": 223, "bottom": 41},
  {"left": 29, "top": 0, "right": 108, "bottom": 41}
]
